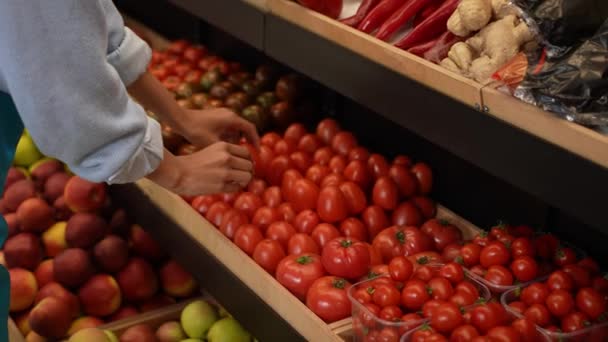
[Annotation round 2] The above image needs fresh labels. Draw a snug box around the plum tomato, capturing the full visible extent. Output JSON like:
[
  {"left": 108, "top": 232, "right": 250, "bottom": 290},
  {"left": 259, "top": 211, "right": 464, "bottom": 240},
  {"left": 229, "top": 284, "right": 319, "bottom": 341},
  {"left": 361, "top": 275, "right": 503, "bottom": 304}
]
[
  {"left": 322, "top": 237, "right": 370, "bottom": 279},
  {"left": 339, "top": 217, "right": 368, "bottom": 242},
  {"left": 206, "top": 201, "right": 230, "bottom": 227},
  {"left": 311, "top": 223, "right": 340, "bottom": 249},
  {"left": 293, "top": 209, "right": 320, "bottom": 234},
  {"left": 276, "top": 254, "right": 325, "bottom": 300},
  {"left": 252, "top": 206, "right": 279, "bottom": 232},
  {"left": 284, "top": 123, "right": 307, "bottom": 144},
  {"left": 546, "top": 289, "right": 575, "bottom": 318},
  {"left": 411, "top": 196, "right": 437, "bottom": 220},
  {"left": 372, "top": 177, "right": 399, "bottom": 210},
  {"left": 298, "top": 134, "right": 323, "bottom": 155},
  {"left": 329, "top": 155, "right": 347, "bottom": 174},
  {"left": 316, "top": 119, "right": 341, "bottom": 145},
  {"left": 267, "top": 155, "right": 293, "bottom": 186},
  {"left": 191, "top": 195, "right": 218, "bottom": 216},
  {"left": 411, "top": 162, "right": 433, "bottom": 195},
  {"left": 391, "top": 202, "right": 423, "bottom": 227},
  {"left": 510, "top": 256, "right": 539, "bottom": 282},
  {"left": 305, "top": 164, "right": 330, "bottom": 185},
  {"left": 524, "top": 303, "right": 552, "bottom": 327},
  {"left": 263, "top": 186, "right": 282, "bottom": 208},
  {"left": 389, "top": 164, "right": 418, "bottom": 198},
  {"left": 306, "top": 276, "right": 351, "bottom": 323},
  {"left": 521, "top": 283, "right": 550, "bottom": 306},
  {"left": 289, "top": 178, "right": 319, "bottom": 212},
  {"left": 277, "top": 203, "right": 296, "bottom": 223},
  {"left": 388, "top": 256, "right": 414, "bottom": 282},
  {"left": 261, "top": 132, "right": 281, "bottom": 147},
  {"left": 430, "top": 302, "right": 463, "bottom": 334},
  {"left": 320, "top": 173, "right": 345, "bottom": 188},
  {"left": 317, "top": 185, "right": 348, "bottom": 223},
  {"left": 247, "top": 178, "right": 267, "bottom": 196},
  {"left": 480, "top": 241, "right": 510, "bottom": 268},
  {"left": 331, "top": 132, "right": 357, "bottom": 156},
  {"left": 281, "top": 169, "right": 302, "bottom": 201},
  {"left": 339, "top": 181, "right": 367, "bottom": 215},
  {"left": 349, "top": 147, "right": 370, "bottom": 162},
  {"left": 233, "top": 224, "right": 264, "bottom": 256},
  {"left": 368, "top": 154, "right": 390, "bottom": 180},
  {"left": 253, "top": 239, "right": 286, "bottom": 273},
  {"left": 344, "top": 160, "right": 371, "bottom": 190},
  {"left": 484, "top": 265, "right": 514, "bottom": 286},
  {"left": 234, "top": 192, "right": 263, "bottom": 219},
  {"left": 313, "top": 147, "right": 334, "bottom": 166},
  {"left": 266, "top": 221, "right": 297, "bottom": 248},
  {"left": 274, "top": 139, "right": 296, "bottom": 156},
  {"left": 219, "top": 209, "right": 249, "bottom": 239},
  {"left": 362, "top": 205, "right": 390, "bottom": 239},
  {"left": 287, "top": 233, "right": 320, "bottom": 255},
  {"left": 289, "top": 151, "right": 312, "bottom": 173}
]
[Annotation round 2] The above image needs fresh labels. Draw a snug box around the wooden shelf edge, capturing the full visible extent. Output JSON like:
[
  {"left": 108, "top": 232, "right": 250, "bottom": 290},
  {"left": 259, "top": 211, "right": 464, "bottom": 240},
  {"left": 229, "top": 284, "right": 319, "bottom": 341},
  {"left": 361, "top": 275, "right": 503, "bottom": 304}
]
[
  {"left": 481, "top": 88, "right": 608, "bottom": 170},
  {"left": 243, "top": 0, "right": 267, "bottom": 11},
  {"left": 267, "top": 0, "right": 483, "bottom": 108},
  {"left": 8, "top": 318, "right": 24, "bottom": 342}
]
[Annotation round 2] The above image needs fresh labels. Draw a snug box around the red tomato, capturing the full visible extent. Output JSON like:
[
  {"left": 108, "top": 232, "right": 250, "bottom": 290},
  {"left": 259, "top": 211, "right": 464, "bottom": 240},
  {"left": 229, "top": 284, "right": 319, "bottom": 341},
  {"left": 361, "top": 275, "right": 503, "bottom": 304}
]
[
  {"left": 534, "top": 234, "right": 559, "bottom": 260},
  {"left": 562, "top": 264, "right": 591, "bottom": 289},
  {"left": 276, "top": 254, "right": 325, "bottom": 300},
  {"left": 261, "top": 132, "right": 281, "bottom": 147},
  {"left": 306, "top": 164, "right": 330, "bottom": 185},
  {"left": 255, "top": 145, "right": 275, "bottom": 179},
  {"left": 321, "top": 173, "right": 346, "bottom": 188},
  {"left": 389, "top": 165, "right": 418, "bottom": 198},
  {"left": 293, "top": 209, "right": 320, "bottom": 234},
  {"left": 252, "top": 206, "right": 279, "bottom": 232},
  {"left": 372, "top": 226, "right": 434, "bottom": 263},
  {"left": 316, "top": 119, "right": 341, "bottom": 145},
  {"left": 266, "top": 221, "right": 297, "bottom": 248},
  {"left": 183, "top": 45, "right": 206, "bottom": 63},
  {"left": 282, "top": 169, "right": 303, "bottom": 200},
  {"left": 450, "top": 290, "right": 477, "bottom": 307},
  {"left": 220, "top": 192, "right": 238, "bottom": 205},
  {"left": 547, "top": 270, "right": 574, "bottom": 292},
  {"left": 421, "top": 219, "right": 463, "bottom": 252},
  {"left": 511, "top": 318, "right": 540, "bottom": 342},
  {"left": 428, "top": 277, "right": 455, "bottom": 301},
  {"left": 234, "top": 192, "right": 263, "bottom": 219},
  {"left": 470, "top": 303, "right": 507, "bottom": 333},
  {"left": 263, "top": 186, "right": 282, "bottom": 208},
  {"left": 206, "top": 201, "right": 230, "bottom": 227},
  {"left": 524, "top": 304, "right": 552, "bottom": 327},
  {"left": 450, "top": 325, "right": 479, "bottom": 341},
  {"left": 368, "top": 154, "right": 390, "bottom": 179},
  {"left": 578, "top": 257, "right": 601, "bottom": 276},
  {"left": 277, "top": 203, "right": 296, "bottom": 223},
  {"left": 411, "top": 163, "right": 433, "bottom": 195},
  {"left": 191, "top": 195, "right": 218, "bottom": 216},
  {"left": 317, "top": 185, "right": 348, "bottom": 223},
  {"left": 560, "top": 311, "right": 590, "bottom": 333},
  {"left": 439, "top": 263, "right": 464, "bottom": 285},
  {"left": 267, "top": 155, "right": 294, "bottom": 186},
  {"left": 311, "top": 223, "right": 341, "bottom": 248},
  {"left": 340, "top": 218, "right": 368, "bottom": 242},
  {"left": 480, "top": 241, "right": 510, "bottom": 268},
  {"left": 234, "top": 224, "right": 264, "bottom": 256},
  {"left": 219, "top": 209, "right": 249, "bottom": 239},
  {"left": 298, "top": 134, "right": 323, "bottom": 154},
  {"left": 322, "top": 238, "right": 370, "bottom": 279},
  {"left": 510, "top": 256, "right": 539, "bottom": 282},
  {"left": 329, "top": 155, "right": 347, "bottom": 174},
  {"left": 408, "top": 251, "right": 444, "bottom": 270},
  {"left": 247, "top": 179, "right": 267, "bottom": 196},
  {"left": 306, "top": 276, "right": 351, "bottom": 322},
  {"left": 174, "top": 63, "right": 192, "bottom": 78},
  {"left": 349, "top": 147, "right": 370, "bottom": 162},
  {"left": 521, "top": 283, "right": 550, "bottom": 306},
  {"left": 423, "top": 299, "right": 445, "bottom": 318},
  {"left": 391, "top": 202, "right": 423, "bottom": 227},
  {"left": 289, "top": 151, "right": 312, "bottom": 173},
  {"left": 363, "top": 205, "right": 390, "bottom": 239},
  {"left": 289, "top": 178, "right": 319, "bottom": 212},
  {"left": 339, "top": 182, "right": 367, "bottom": 215},
  {"left": 183, "top": 69, "right": 203, "bottom": 85},
  {"left": 591, "top": 275, "right": 608, "bottom": 295},
  {"left": 331, "top": 132, "right": 357, "bottom": 156},
  {"left": 431, "top": 302, "right": 463, "bottom": 334},
  {"left": 379, "top": 305, "right": 403, "bottom": 321},
  {"left": 411, "top": 196, "right": 437, "bottom": 219},
  {"left": 198, "top": 55, "right": 220, "bottom": 71},
  {"left": 508, "top": 301, "right": 528, "bottom": 314},
  {"left": 284, "top": 123, "right": 307, "bottom": 144},
  {"left": 461, "top": 243, "right": 482, "bottom": 267},
  {"left": 372, "top": 177, "right": 399, "bottom": 210},
  {"left": 288, "top": 233, "right": 320, "bottom": 255},
  {"left": 455, "top": 282, "right": 480, "bottom": 299},
  {"left": 486, "top": 326, "right": 521, "bottom": 342},
  {"left": 313, "top": 147, "right": 334, "bottom": 166},
  {"left": 546, "top": 289, "right": 575, "bottom": 318},
  {"left": 411, "top": 327, "right": 434, "bottom": 342},
  {"left": 401, "top": 281, "right": 431, "bottom": 310},
  {"left": 388, "top": 256, "right": 414, "bottom": 282},
  {"left": 253, "top": 239, "right": 286, "bottom": 273},
  {"left": 442, "top": 243, "right": 463, "bottom": 263},
  {"left": 344, "top": 160, "right": 371, "bottom": 189},
  {"left": 484, "top": 265, "right": 514, "bottom": 286},
  {"left": 372, "top": 283, "right": 401, "bottom": 308},
  {"left": 366, "top": 243, "right": 382, "bottom": 266},
  {"left": 353, "top": 287, "right": 373, "bottom": 305},
  {"left": 150, "top": 65, "right": 171, "bottom": 81},
  {"left": 511, "top": 237, "right": 536, "bottom": 259},
  {"left": 554, "top": 247, "right": 577, "bottom": 267},
  {"left": 576, "top": 287, "right": 606, "bottom": 320}
]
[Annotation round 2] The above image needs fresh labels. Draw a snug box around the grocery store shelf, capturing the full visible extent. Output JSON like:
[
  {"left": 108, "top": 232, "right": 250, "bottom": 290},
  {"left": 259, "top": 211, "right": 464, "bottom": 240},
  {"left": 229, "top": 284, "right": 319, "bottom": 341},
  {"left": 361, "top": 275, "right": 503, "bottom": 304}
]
[
  {"left": 111, "top": 180, "right": 344, "bottom": 342},
  {"left": 169, "top": 0, "right": 265, "bottom": 50}
]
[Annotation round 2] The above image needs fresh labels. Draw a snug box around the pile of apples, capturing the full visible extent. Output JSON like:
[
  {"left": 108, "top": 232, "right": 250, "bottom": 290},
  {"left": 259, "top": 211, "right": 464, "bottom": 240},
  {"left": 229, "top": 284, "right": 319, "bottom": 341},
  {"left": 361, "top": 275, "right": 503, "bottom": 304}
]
[
  {"left": 68, "top": 299, "right": 253, "bottom": 342},
  {"left": 1, "top": 133, "right": 199, "bottom": 340}
]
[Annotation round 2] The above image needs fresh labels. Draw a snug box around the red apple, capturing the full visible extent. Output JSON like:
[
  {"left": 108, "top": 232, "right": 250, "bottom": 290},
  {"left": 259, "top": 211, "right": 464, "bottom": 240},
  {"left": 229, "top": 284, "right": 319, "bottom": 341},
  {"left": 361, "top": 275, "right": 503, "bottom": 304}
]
[
  {"left": 4, "top": 233, "right": 43, "bottom": 270},
  {"left": 120, "top": 324, "right": 157, "bottom": 342},
  {"left": 117, "top": 258, "right": 159, "bottom": 301},
  {"left": 9, "top": 268, "right": 38, "bottom": 312},
  {"left": 65, "top": 213, "right": 107, "bottom": 248},
  {"left": 78, "top": 274, "right": 122, "bottom": 316},
  {"left": 34, "top": 260, "right": 54, "bottom": 288},
  {"left": 3, "top": 179, "right": 36, "bottom": 212},
  {"left": 159, "top": 260, "right": 197, "bottom": 298},
  {"left": 93, "top": 235, "right": 129, "bottom": 273},
  {"left": 64, "top": 176, "right": 107, "bottom": 213},
  {"left": 109, "top": 306, "right": 139, "bottom": 322},
  {"left": 30, "top": 158, "right": 64, "bottom": 189},
  {"left": 4, "top": 167, "right": 28, "bottom": 193},
  {"left": 67, "top": 316, "right": 104, "bottom": 336},
  {"left": 44, "top": 172, "right": 71, "bottom": 202},
  {"left": 53, "top": 248, "right": 94, "bottom": 288},
  {"left": 17, "top": 198, "right": 54, "bottom": 233},
  {"left": 28, "top": 297, "right": 72, "bottom": 338},
  {"left": 109, "top": 208, "right": 130, "bottom": 236},
  {"left": 35, "top": 282, "right": 80, "bottom": 318},
  {"left": 3, "top": 212, "right": 20, "bottom": 237},
  {"left": 53, "top": 196, "right": 72, "bottom": 221}
]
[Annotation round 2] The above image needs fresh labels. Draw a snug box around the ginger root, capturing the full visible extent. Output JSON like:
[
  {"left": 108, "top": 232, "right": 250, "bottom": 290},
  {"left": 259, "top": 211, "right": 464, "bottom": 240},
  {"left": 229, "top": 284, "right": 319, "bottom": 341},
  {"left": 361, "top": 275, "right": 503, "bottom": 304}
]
[
  {"left": 491, "top": 0, "right": 519, "bottom": 19},
  {"left": 447, "top": 0, "right": 492, "bottom": 37}
]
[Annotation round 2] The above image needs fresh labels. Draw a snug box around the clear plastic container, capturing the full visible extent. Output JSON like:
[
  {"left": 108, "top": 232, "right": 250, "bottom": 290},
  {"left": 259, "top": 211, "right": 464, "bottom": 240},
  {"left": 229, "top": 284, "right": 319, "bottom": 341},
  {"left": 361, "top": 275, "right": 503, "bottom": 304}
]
[
  {"left": 501, "top": 287, "right": 608, "bottom": 341},
  {"left": 348, "top": 264, "right": 491, "bottom": 341}
]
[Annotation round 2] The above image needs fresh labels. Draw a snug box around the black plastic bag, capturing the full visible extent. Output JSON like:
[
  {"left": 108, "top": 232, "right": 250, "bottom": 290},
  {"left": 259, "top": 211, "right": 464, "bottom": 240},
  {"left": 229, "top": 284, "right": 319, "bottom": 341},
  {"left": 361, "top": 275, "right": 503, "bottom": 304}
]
[{"left": 514, "top": 19, "right": 608, "bottom": 126}]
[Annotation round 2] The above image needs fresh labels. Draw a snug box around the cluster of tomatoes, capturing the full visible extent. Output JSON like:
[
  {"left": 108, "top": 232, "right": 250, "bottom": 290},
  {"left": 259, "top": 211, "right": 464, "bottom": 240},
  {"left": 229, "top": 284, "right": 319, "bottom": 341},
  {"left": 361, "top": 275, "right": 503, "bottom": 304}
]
[{"left": 506, "top": 265, "right": 608, "bottom": 337}]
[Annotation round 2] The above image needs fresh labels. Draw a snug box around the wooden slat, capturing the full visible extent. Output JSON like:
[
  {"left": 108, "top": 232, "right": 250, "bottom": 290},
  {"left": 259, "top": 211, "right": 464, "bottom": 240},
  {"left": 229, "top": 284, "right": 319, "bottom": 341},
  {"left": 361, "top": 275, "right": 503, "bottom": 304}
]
[
  {"left": 482, "top": 88, "right": 608, "bottom": 170},
  {"left": 267, "top": 0, "right": 483, "bottom": 108},
  {"left": 8, "top": 319, "right": 25, "bottom": 342}
]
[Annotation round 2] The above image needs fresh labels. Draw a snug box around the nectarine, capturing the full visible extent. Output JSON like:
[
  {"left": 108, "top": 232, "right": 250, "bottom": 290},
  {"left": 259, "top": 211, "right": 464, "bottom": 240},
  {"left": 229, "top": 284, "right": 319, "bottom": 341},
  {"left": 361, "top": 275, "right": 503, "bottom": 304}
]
[
  {"left": 34, "top": 259, "right": 54, "bottom": 288},
  {"left": 116, "top": 258, "right": 158, "bottom": 301},
  {"left": 44, "top": 172, "right": 71, "bottom": 202},
  {"left": 160, "top": 260, "right": 197, "bottom": 298},
  {"left": 129, "top": 224, "right": 164, "bottom": 260},
  {"left": 42, "top": 221, "right": 67, "bottom": 257},
  {"left": 156, "top": 321, "right": 187, "bottom": 342},
  {"left": 68, "top": 328, "right": 111, "bottom": 342},
  {"left": 3, "top": 212, "right": 20, "bottom": 237},
  {"left": 66, "top": 213, "right": 107, "bottom": 248},
  {"left": 109, "top": 306, "right": 139, "bottom": 322},
  {"left": 93, "top": 235, "right": 129, "bottom": 273},
  {"left": 67, "top": 316, "right": 104, "bottom": 336},
  {"left": 78, "top": 274, "right": 122, "bottom": 317},
  {"left": 9, "top": 268, "right": 38, "bottom": 312},
  {"left": 53, "top": 248, "right": 94, "bottom": 288},
  {"left": 35, "top": 282, "right": 80, "bottom": 318},
  {"left": 64, "top": 176, "right": 107, "bottom": 213},
  {"left": 29, "top": 296, "right": 73, "bottom": 338},
  {"left": 4, "top": 233, "right": 43, "bottom": 270},
  {"left": 120, "top": 324, "right": 157, "bottom": 342},
  {"left": 3, "top": 179, "right": 36, "bottom": 212}
]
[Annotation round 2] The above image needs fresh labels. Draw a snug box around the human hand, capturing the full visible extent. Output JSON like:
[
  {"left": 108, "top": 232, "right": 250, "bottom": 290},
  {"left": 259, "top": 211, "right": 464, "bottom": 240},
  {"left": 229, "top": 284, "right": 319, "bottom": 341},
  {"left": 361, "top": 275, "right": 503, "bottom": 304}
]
[{"left": 179, "top": 108, "right": 260, "bottom": 149}]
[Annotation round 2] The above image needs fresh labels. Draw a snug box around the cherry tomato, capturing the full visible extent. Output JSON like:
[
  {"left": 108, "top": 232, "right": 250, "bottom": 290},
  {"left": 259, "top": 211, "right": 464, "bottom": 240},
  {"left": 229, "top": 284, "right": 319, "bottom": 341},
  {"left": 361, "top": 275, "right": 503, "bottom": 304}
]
[
  {"left": 276, "top": 203, "right": 296, "bottom": 223},
  {"left": 331, "top": 132, "right": 357, "bottom": 156},
  {"left": 313, "top": 147, "right": 334, "bottom": 166},
  {"left": 253, "top": 239, "right": 286, "bottom": 273},
  {"left": 554, "top": 247, "right": 577, "bottom": 267},
  {"left": 534, "top": 234, "right": 559, "bottom": 260},
  {"left": 414, "top": 265, "right": 435, "bottom": 282},
  {"left": 484, "top": 265, "right": 514, "bottom": 286},
  {"left": 377, "top": 327, "right": 400, "bottom": 342},
  {"left": 233, "top": 224, "right": 264, "bottom": 256},
  {"left": 439, "top": 263, "right": 464, "bottom": 285},
  {"left": 340, "top": 218, "right": 368, "bottom": 242},
  {"left": 562, "top": 264, "right": 591, "bottom": 289},
  {"left": 293, "top": 209, "right": 320, "bottom": 234},
  {"left": 450, "top": 290, "right": 477, "bottom": 307},
  {"left": 401, "top": 313, "right": 424, "bottom": 333},
  {"left": 391, "top": 202, "right": 423, "bottom": 227},
  {"left": 450, "top": 324, "right": 479, "bottom": 341},
  {"left": 261, "top": 132, "right": 281, "bottom": 147},
  {"left": 470, "top": 303, "right": 506, "bottom": 333},
  {"left": 524, "top": 303, "right": 552, "bottom": 327},
  {"left": 284, "top": 123, "right": 307, "bottom": 144},
  {"left": 298, "top": 134, "right": 323, "bottom": 154},
  {"left": 306, "top": 276, "right": 351, "bottom": 323},
  {"left": 321, "top": 173, "right": 346, "bottom": 188},
  {"left": 578, "top": 257, "right": 601, "bottom": 276},
  {"left": 389, "top": 164, "right": 417, "bottom": 198},
  {"left": 521, "top": 283, "right": 550, "bottom": 306},
  {"left": 306, "top": 164, "right": 330, "bottom": 185},
  {"left": 473, "top": 232, "right": 493, "bottom": 247},
  {"left": 592, "top": 275, "right": 608, "bottom": 295},
  {"left": 362, "top": 205, "right": 390, "bottom": 239},
  {"left": 344, "top": 160, "right": 371, "bottom": 190},
  {"left": 411, "top": 162, "right": 433, "bottom": 195},
  {"left": 206, "top": 201, "right": 230, "bottom": 227},
  {"left": 379, "top": 305, "right": 403, "bottom": 321},
  {"left": 290, "top": 151, "right": 313, "bottom": 173},
  {"left": 486, "top": 326, "right": 521, "bottom": 342},
  {"left": 349, "top": 147, "right": 370, "bottom": 162},
  {"left": 547, "top": 270, "right": 574, "bottom": 292},
  {"left": 372, "top": 283, "right": 401, "bottom": 308},
  {"left": 442, "top": 243, "right": 463, "bottom": 263},
  {"left": 561, "top": 311, "right": 590, "bottom": 333},
  {"left": 219, "top": 209, "right": 249, "bottom": 239},
  {"left": 289, "top": 178, "right": 319, "bottom": 212},
  {"left": 428, "top": 277, "right": 455, "bottom": 301},
  {"left": 510, "top": 256, "right": 539, "bottom": 282},
  {"left": 353, "top": 287, "right": 374, "bottom": 304},
  {"left": 546, "top": 289, "right": 575, "bottom": 318},
  {"left": 431, "top": 302, "right": 463, "bottom": 334},
  {"left": 372, "top": 177, "right": 399, "bottom": 210},
  {"left": 511, "top": 318, "right": 540, "bottom": 342},
  {"left": 263, "top": 186, "right": 282, "bottom": 208},
  {"left": 372, "top": 226, "right": 434, "bottom": 263},
  {"left": 191, "top": 195, "right": 218, "bottom": 216},
  {"left": 234, "top": 192, "right": 263, "bottom": 219},
  {"left": 317, "top": 185, "right": 348, "bottom": 223},
  {"left": 411, "top": 196, "right": 437, "bottom": 219},
  {"left": 480, "top": 241, "right": 510, "bottom": 268},
  {"left": 276, "top": 254, "right": 325, "bottom": 300},
  {"left": 511, "top": 238, "right": 536, "bottom": 259},
  {"left": 368, "top": 154, "right": 390, "bottom": 179},
  {"left": 459, "top": 243, "right": 481, "bottom": 268},
  {"left": 455, "top": 282, "right": 480, "bottom": 299},
  {"left": 252, "top": 206, "right": 280, "bottom": 232},
  {"left": 401, "top": 281, "right": 430, "bottom": 310},
  {"left": 411, "top": 327, "right": 434, "bottom": 342},
  {"left": 266, "top": 221, "right": 297, "bottom": 248},
  {"left": 388, "top": 256, "right": 414, "bottom": 282},
  {"left": 322, "top": 238, "right": 370, "bottom": 279},
  {"left": 329, "top": 155, "right": 347, "bottom": 174},
  {"left": 311, "top": 223, "right": 341, "bottom": 248},
  {"left": 288, "top": 233, "right": 320, "bottom": 255},
  {"left": 576, "top": 287, "right": 606, "bottom": 320},
  {"left": 339, "top": 182, "right": 367, "bottom": 215},
  {"left": 316, "top": 119, "right": 341, "bottom": 145},
  {"left": 422, "top": 299, "right": 445, "bottom": 318},
  {"left": 508, "top": 301, "right": 528, "bottom": 314},
  {"left": 267, "top": 156, "right": 294, "bottom": 186}
]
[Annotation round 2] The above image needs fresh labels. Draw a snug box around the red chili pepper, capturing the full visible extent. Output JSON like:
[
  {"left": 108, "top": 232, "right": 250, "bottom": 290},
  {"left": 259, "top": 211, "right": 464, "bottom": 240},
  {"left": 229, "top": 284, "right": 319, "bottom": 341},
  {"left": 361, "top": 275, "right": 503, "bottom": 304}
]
[
  {"left": 376, "top": 0, "right": 435, "bottom": 41},
  {"left": 394, "top": 0, "right": 458, "bottom": 49},
  {"left": 423, "top": 31, "right": 462, "bottom": 63},
  {"left": 413, "top": 0, "right": 442, "bottom": 27},
  {"left": 357, "top": 0, "right": 407, "bottom": 34},
  {"left": 321, "top": 0, "right": 344, "bottom": 19},
  {"left": 407, "top": 35, "right": 442, "bottom": 56},
  {"left": 340, "top": 0, "right": 382, "bottom": 27}
]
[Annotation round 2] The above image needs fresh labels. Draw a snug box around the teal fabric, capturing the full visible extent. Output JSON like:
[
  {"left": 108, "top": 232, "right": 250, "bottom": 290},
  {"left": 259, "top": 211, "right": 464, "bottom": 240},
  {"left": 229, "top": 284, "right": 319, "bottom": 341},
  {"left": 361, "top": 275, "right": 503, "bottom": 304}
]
[{"left": 0, "top": 91, "right": 23, "bottom": 342}]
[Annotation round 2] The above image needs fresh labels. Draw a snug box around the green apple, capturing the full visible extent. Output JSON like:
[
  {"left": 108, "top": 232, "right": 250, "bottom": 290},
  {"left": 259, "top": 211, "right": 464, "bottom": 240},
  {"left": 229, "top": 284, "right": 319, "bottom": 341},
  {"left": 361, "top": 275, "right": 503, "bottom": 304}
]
[
  {"left": 180, "top": 340, "right": 204, "bottom": 342},
  {"left": 218, "top": 305, "right": 231, "bottom": 318},
  {"left": 180, "top": 300, "right": 218, "bottom": 338},
  {"left": 104, "top": 330, "right": 119, "bottom": 342},
  {"left": 207, "top": 317, "right": 251, "bottom": 342},
  {"left": 13, "top": 133, "right": 42, "bottom": 167}
]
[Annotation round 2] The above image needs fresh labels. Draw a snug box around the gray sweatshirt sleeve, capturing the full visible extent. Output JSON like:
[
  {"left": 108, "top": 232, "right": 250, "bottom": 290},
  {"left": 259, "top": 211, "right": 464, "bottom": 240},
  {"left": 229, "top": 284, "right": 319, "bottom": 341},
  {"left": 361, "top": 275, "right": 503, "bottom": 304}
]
[{"left": 0, "top": 0, "right": 163, "bottom": 184}]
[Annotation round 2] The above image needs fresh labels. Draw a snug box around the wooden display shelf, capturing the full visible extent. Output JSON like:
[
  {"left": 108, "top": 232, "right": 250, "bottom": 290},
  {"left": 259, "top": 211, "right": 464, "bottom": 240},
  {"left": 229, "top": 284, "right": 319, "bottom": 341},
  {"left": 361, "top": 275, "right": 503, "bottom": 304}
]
[{"left": 267, "top": 0, "right": 483, "bottom": 108}]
